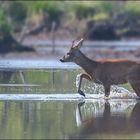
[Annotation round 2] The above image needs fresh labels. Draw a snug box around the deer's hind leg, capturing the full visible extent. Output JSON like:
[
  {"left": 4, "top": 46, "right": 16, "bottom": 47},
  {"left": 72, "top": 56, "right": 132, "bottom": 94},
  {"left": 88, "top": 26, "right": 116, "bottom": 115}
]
[{"left": 127, "top": 65, "right": 140, "bottom": 97}]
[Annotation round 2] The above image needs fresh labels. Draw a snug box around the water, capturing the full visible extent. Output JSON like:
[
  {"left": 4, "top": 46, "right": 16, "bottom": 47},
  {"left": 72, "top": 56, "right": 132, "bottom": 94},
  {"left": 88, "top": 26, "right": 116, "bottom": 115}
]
[
  {"left": 0, "top": 100, "right": 139, "bottom": 139},
  {"left": 0, "top": 61, "right": 139, "bottom": 139},
  {"left": 0, "top": 60, "right": 79, "bottom": 70}
]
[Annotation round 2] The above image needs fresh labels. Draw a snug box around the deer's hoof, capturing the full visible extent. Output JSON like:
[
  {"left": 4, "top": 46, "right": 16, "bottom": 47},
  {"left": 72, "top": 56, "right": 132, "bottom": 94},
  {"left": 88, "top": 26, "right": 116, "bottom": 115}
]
[{"left": 78, "top": 90, "right": 85, "bottom": 97}]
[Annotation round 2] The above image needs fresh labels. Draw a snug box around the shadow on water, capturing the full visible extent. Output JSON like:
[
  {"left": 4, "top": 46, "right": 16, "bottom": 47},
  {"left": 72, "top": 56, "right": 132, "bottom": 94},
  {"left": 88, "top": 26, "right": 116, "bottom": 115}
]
[{"left": 69, "top": 100, "right": 140, "bottom": 139}]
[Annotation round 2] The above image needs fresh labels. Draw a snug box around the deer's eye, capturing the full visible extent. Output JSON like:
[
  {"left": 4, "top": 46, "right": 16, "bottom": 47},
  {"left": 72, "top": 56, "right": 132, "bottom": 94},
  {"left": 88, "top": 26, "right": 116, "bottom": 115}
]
[{"left": 67, "top": 52, "right": 72, "bottom": 55}]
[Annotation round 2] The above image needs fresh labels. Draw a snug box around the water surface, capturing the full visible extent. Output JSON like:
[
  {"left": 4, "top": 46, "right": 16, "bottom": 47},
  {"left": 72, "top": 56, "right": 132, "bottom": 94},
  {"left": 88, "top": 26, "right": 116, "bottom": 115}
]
[{"left": 0, "top": 64, "right": 139, "bottom": 139}]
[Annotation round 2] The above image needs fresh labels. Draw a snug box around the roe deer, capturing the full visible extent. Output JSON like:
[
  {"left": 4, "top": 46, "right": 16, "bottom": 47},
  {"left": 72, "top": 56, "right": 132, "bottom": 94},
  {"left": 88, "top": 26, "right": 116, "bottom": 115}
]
[{"left": 60, "top": 38, "right": 140, "bottom": 98}]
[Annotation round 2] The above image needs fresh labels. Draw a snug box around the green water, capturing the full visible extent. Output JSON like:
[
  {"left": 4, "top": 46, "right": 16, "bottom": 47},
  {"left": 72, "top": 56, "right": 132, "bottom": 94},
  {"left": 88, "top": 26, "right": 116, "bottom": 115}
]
[
  {"left": 0, "top": 69, "right": 79, "bottom": 94},
  {"left": 0, "top": 100, "right": 139, "bottom": 139},
  {"left": 0, "top": 101, "right": 78, "bottom": 139},
  {"left": 0, "top": 69, "right": 139, "bottom": 139}
]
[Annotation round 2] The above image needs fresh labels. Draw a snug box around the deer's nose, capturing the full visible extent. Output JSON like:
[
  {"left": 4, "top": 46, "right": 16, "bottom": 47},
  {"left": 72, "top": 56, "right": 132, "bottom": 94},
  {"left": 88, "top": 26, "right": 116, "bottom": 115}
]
[
  {"left": 60, "top": 59, "right": 64, "bottom": 62},
  {"left": 60, "top": 56, "right": 66, "bottom": 62}
]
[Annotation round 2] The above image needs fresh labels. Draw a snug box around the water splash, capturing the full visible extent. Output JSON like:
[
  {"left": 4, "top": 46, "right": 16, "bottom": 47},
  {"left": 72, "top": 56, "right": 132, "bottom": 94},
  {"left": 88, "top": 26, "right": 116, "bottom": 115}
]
[
  {"left": 76, "top": 74, "right": 82, "bottom": 89},
  {"left": 76, "top": 74, "right": 137, "bottom": 99}
]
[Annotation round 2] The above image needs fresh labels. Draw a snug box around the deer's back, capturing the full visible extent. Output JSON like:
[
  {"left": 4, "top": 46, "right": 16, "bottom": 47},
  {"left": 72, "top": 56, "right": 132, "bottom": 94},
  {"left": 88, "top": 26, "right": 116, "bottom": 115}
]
[
  {"left": 98, "top": 59, "right": 137, "bottom": 70},
  {"left": 93, "top": 59, "right": 139, "bottom": 85}
]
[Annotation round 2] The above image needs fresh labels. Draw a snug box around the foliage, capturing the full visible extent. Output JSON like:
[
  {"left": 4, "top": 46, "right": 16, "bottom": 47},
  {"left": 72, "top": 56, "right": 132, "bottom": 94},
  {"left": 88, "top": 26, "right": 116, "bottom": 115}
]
[
  {"left": 8, "top": 2, "right": 27, "bottom": 23},
  {"left": 97, "top": 1, "right": 115, "bottom": 14},
  {"left": 0, "top": 1, "right": 140, "bottom": 43},
  {"left": 7, "top": 1, "right": 27, "bottom": 31},
  {"left": 124, "top": 1, "right": 140, "bottom": 16},
  {"left": 27, "top": 1, "right": 65, "bottom": 30},
  {"left": 92, "top": 13, "right": 109, "bottom": 22},
  {"left": 0, "top": 7, "right": 10, "bottom": 38},
  {"left": 71, "top": 2, "right": 95, "bottom": 20},
  {"left": 42, "top": 2, "right": 64, "bottom": 29}
]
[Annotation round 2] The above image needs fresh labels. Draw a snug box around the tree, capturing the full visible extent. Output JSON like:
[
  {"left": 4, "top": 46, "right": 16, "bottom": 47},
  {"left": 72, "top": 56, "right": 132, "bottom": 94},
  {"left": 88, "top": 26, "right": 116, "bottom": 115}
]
[{"left": 0, "top": 1, "right": 34, "bottom": 53}]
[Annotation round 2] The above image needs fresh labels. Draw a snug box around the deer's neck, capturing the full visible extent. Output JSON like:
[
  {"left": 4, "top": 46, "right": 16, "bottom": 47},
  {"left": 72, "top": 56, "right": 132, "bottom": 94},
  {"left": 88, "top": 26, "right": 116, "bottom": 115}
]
[{"left": 75, "top": 51, "right": 98, "bottom": 76}]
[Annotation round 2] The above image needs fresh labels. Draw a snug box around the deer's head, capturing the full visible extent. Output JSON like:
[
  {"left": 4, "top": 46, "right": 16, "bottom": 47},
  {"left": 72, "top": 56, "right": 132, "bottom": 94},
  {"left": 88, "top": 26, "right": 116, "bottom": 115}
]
[{"left": 60, "top": 38, "right": 84, "bottom": 63}]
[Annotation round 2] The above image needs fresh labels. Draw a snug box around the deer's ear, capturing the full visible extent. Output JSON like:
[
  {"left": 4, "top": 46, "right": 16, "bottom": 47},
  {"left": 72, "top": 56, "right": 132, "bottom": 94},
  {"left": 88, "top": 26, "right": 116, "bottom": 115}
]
[{"left": 74, "top": 38, "right": 84, "bottom": 49}]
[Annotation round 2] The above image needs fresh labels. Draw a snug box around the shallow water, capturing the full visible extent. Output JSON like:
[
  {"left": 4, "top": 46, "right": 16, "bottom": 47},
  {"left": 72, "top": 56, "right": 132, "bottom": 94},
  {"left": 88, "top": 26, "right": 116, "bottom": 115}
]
[
  {"left": 0, "top": 100, "right": 139, "bottom": 139},
  {"left": 0, "top": 65, "right": 139, "bottom": 139}
]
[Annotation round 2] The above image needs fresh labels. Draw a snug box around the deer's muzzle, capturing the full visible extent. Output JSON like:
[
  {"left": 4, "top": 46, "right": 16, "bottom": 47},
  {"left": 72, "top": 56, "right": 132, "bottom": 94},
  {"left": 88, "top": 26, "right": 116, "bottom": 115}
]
[
  {"left": 60, "top": 56, "right": 65, "bottom": 62},
  {"left": 60, "top": 58, "right": 64, "bottom": 62},
  {"left": 60, "top": 55, "right": 71, "bottom": 62}
]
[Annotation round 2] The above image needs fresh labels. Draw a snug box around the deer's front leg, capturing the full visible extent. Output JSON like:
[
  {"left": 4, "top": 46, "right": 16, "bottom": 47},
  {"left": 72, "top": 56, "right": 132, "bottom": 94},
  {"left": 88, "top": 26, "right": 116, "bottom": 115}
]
[{"left": 77, "top": 73, "right": 92, "bottom": 97}]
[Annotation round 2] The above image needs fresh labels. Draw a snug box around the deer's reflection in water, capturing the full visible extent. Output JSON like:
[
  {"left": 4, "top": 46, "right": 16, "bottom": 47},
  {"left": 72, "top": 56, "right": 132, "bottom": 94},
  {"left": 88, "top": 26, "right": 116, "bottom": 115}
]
[{"left": 71, "top": 101, "right": 140, "bottom": 139}]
